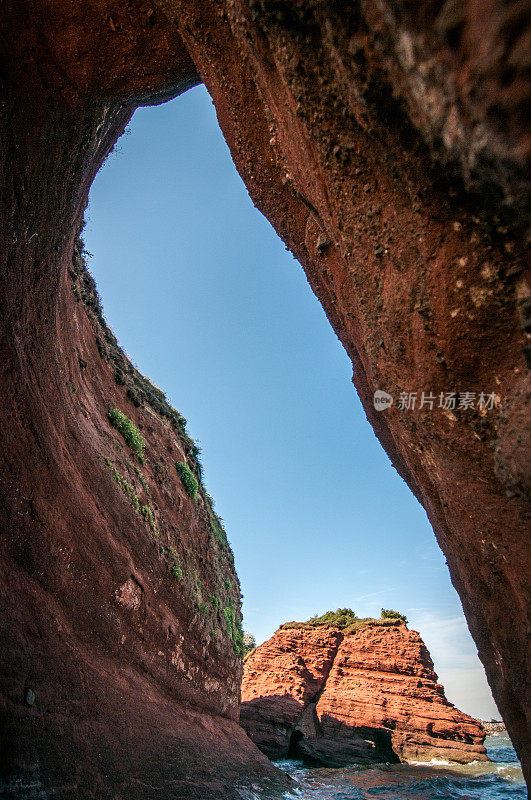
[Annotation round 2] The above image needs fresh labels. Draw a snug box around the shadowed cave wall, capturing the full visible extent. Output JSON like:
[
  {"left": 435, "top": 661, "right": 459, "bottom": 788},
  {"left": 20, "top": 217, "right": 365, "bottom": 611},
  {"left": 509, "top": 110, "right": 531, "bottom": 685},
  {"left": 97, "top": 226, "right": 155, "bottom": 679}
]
[{"left": 0, "top": 0, "right": 529, "bottom": 796}]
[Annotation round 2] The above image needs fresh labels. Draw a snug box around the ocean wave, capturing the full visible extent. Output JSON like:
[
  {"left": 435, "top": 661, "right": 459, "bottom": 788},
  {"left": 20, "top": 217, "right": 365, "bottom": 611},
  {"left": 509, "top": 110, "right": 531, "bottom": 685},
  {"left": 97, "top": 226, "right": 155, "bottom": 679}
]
[{"left": 269, "top": 738, "right": 527, "bottom": 800}]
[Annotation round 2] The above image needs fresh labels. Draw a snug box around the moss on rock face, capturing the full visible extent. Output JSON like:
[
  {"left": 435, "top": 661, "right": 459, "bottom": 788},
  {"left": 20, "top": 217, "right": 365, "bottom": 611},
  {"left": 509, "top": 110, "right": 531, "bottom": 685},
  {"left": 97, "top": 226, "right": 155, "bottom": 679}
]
[
  {"left": 165, "top": 547, "right": 183, "bottom": 581},
  {"left": 223, "top": 599, "right": 244, "bottom": 656},
  {"left": 105, "top": 458, "right": 160, "bottom": 536},
  {"left": 71, "top": 237, "right": 203, "bottom": 481}
]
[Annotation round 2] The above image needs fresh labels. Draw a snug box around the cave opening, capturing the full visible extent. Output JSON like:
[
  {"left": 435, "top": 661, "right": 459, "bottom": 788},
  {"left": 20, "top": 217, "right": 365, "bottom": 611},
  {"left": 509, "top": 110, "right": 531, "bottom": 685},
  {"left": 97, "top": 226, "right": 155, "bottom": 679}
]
[
  {"left": 287, "top": 729, "right": 304, "bottom": 759},
  {"left": 82, "top": 83, "right": 499, "bottom": 722}
]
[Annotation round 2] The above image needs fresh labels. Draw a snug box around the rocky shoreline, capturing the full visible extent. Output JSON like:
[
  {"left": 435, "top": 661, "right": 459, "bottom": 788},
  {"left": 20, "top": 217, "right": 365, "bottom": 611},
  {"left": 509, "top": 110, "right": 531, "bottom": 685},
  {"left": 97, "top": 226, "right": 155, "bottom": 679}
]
[{"left": 483, "top": 721, "right": 507, "bottom": 735}]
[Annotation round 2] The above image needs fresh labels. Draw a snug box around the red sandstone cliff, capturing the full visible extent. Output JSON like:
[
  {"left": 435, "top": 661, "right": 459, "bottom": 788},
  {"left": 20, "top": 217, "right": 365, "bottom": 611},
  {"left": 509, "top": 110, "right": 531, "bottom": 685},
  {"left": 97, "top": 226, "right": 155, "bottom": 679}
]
[
  {"left": 0, "top": 0, "right": 529, "bottom": 795},
  {"left": 241, "top": 620, "right": 487, "bottom": 766},
  {"left": 0, "top": 244, "right": 290, "bottom": 798}
]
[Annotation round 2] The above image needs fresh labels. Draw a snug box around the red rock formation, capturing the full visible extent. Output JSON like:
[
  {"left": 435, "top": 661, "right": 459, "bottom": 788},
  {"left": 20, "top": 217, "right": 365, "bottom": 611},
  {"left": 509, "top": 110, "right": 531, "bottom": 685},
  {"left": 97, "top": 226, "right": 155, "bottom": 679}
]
[
  {"left": 316, "top": 623, "right": 487, "bottom": 764},
  {"left": 241, "top": 621, "right": 487, "bottom": 766},
  {"left": 0, "top": 0, "right": 529, "bottom": 794},
  {"left": 241, "top": 626, "right": 343, "bottom": 757},
  {"left": 0, "top": 241, "right": 291, "bottom": 797}
]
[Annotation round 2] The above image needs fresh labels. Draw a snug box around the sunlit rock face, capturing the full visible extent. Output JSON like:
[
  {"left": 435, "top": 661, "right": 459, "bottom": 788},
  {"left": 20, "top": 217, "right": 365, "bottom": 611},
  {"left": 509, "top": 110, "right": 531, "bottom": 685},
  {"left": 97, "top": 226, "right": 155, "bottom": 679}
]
[
  {"left": 241, "top": 621, "right": 487, "bottom": 765},
  {"left": 0, "top": 0, "right": 529, "bottom": 795}
]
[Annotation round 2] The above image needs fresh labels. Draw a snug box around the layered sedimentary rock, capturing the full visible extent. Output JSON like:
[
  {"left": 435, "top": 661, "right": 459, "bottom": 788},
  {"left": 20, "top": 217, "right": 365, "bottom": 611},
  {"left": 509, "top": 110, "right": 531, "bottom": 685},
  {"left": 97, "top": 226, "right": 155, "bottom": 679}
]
[
  {"left": 0, "top": 0, "right": 529, "bottom": 795},
  {"left": 0, "top": 243, "right": 290, "bottom": 798},
  {"left": 241, "top": 626, "right": 344, "bottom": 757},
  {"left": 241, "top": 620, "right": 487, "bottom": 766}
]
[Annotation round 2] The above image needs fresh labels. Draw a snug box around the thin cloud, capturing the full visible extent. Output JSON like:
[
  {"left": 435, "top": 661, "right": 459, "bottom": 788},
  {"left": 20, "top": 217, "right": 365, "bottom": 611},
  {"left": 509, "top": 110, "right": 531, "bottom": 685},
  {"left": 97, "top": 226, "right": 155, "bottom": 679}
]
[
  {"left": 354, "top": 589, "right": 397, "bottom": 603},
  {"left": 410, "top": 609, "right": 498, "bottom": 719}
]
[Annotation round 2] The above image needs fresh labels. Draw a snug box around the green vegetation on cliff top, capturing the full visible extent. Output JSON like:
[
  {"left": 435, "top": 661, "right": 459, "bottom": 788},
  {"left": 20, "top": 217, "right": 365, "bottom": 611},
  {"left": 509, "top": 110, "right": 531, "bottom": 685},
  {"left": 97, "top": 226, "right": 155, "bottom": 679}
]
[
  {"left": 278, "top": 607, "right": 407, "bottom": 634},
  {"left": 381, "top": 608, "right": 408, "bottom": 623}
]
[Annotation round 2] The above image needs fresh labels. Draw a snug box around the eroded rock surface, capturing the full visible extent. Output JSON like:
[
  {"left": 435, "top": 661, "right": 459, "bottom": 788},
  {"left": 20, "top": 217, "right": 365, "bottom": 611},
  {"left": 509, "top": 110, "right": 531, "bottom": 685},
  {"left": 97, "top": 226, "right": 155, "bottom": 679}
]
[
  {"left": 0, "top": 243, "right": 290, "bottom": 798},
  {"left": 241, "top": 621, "right": 487, "bottom": 766},
  {"left": 240, "top": 626, "right": 343, "bottom": 757},
  {"left": 0, "top": 0, "right": 529, "bottom": 794}
]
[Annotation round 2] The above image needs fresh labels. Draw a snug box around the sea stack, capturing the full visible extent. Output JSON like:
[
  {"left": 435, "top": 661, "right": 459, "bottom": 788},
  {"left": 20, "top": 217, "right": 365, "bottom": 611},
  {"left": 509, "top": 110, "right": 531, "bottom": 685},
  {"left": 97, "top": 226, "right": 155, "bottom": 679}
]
[{"left": 241, "top": 615, "right": 487, "bottom": 767}]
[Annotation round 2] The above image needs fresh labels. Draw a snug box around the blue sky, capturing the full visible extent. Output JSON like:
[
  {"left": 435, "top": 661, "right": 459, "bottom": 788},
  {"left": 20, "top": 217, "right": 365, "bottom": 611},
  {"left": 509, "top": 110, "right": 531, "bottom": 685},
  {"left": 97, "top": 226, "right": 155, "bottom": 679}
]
[{"left": 85, "top": 85, "right": 498, "bottom": 720}]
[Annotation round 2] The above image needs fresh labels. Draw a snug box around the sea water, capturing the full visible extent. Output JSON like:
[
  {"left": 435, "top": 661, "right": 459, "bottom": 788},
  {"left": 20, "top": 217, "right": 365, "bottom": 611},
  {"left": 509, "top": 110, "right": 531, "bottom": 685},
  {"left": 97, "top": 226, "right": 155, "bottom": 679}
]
[{"left": 265, "top": 735, "right": 527, "bottom": 800}]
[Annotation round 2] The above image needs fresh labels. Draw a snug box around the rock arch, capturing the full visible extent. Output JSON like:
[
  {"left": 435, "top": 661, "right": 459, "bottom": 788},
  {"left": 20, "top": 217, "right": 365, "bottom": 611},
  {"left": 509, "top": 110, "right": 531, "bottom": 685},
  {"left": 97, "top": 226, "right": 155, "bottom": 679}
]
[{"left": 0, "top": 0, "right": 529, "bottom": 795}]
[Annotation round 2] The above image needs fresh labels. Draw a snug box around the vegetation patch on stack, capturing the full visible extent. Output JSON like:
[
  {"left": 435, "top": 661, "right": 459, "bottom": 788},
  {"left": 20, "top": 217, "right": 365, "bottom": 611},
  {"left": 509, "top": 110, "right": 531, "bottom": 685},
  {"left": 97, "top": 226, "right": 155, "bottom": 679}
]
[
  {"left": 279, "top": 608, "right": 408, "bottom": 634},
  {"left": 381, "top": 608, "right": 408, "bottom": 624}
]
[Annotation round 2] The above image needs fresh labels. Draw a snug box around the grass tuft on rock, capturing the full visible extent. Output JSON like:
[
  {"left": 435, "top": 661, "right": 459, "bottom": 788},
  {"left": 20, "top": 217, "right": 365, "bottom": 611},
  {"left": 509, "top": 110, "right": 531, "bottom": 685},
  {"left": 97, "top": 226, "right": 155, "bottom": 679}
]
[
  {"left": 175, "top": 461, "right": 198, "bottom": 501},
  {"left": 108, "top": 407, "right": 145, "bottom": 462},
  {"left": 381, "top": 608, "right": 408, "bottom": 624},
  {"left": 165, "top": 546, "right": 183, "bottom": 580}
]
